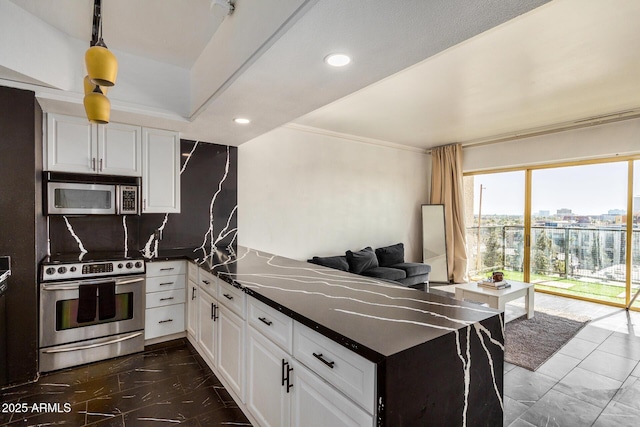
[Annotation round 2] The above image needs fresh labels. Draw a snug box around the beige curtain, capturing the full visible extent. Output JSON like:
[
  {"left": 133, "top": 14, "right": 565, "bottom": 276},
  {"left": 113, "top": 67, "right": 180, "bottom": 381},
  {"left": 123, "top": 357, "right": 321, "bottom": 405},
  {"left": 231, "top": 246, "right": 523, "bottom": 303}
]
[{"left": 430, "top": 143, "right": 468, "bottom": 283}]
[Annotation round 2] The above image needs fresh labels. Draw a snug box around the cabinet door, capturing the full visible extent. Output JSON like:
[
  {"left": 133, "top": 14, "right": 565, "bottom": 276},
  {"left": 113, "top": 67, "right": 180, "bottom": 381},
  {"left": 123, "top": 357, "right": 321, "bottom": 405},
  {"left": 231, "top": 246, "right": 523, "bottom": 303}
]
[
  {"left": 290, "top": 360, "right": 373, "bottom": 427},
  {"left": 142, "top": 128, "right": 180, "bottom": 213},
  {"left": 217, "top": 305, "right": 245, "bottom": 401},
  {"left": 246, "top": 327, "right": 291, "bottom": 427},
  {"left": 197, "top": 289, "right": 217, "bottom": 365},
  {"left": 186, "top": 279, "right": 198, "bottom": 339},
  {"left": 45, "top": 114, "right": 95, "bottom": 173},
  {"left": 97, "top": 123, "right": 142, "bottom": 176}
]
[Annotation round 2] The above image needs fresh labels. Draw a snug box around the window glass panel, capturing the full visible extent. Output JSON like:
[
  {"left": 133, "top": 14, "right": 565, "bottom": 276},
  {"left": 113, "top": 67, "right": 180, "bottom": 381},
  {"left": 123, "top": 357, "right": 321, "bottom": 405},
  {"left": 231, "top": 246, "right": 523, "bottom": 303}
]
[
  {"left": 530, "top": 162, "right": 628, "bottom": 304},
  {"left": 632, "top": 160, "right": 640, "bottom": 309},
  {"left": 464, "top": 171, "right": 525, "bottom": 281}
]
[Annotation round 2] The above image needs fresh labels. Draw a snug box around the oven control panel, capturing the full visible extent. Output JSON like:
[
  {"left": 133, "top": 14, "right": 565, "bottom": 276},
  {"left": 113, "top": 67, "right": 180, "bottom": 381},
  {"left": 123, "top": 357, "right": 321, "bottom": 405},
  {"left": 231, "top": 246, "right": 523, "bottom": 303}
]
[{"left": 42, "top": 260, "right": 145, "bottom": 281}]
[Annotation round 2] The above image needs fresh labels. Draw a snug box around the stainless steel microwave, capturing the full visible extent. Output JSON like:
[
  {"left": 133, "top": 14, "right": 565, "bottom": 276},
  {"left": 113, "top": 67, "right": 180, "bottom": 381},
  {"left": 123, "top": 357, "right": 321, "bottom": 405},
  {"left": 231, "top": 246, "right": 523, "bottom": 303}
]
[{"left": 44, "top": 172, "right": 140, "bottom": 215}]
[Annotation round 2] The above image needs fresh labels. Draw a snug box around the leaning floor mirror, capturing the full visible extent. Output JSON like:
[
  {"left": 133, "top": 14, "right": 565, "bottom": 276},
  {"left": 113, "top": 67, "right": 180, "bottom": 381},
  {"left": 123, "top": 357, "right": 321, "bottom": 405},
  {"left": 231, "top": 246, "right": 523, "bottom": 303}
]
[{"left": 421, "top": 204, "right": 449, "bottom": 283}]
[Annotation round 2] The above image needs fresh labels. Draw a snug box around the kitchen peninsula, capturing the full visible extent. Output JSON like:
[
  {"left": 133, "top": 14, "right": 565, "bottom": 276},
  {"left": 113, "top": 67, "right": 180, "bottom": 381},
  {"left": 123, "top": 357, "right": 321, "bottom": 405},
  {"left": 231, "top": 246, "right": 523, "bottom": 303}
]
[{"left": 174, "top": 246, "right": 504, "bottom": 426}]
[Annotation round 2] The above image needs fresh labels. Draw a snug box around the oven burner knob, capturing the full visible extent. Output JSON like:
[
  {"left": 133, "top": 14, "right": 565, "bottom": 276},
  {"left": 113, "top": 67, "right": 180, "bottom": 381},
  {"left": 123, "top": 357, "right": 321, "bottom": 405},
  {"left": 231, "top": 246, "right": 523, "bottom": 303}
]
[
  {"left": 46, "top": 267, "right": 55, "bottom": 275},
  {"left": 126, "top": 262, "right": 133, "bottom": 269},
  {"left": 135, "top": 261, "right": 142, "bottom": 268},
  {"left": 70, "top": 266, "right": 76, "bottom": 272},
  {"left": 57, "top": 266, "right": 67, "bottom": 274},
  {"left": 118, "top": 263, "right": 124, "bottom": 269}
]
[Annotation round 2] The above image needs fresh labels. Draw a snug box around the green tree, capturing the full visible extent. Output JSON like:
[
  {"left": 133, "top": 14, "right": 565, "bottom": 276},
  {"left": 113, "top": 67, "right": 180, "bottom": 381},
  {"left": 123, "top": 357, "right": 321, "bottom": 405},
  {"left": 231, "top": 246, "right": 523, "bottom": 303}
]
[
  {"left": 533, "top": 230, "right": 552, "bottom": 274},
  {"left": 483, "top": 227, "right": 503, "bottom": 270}
]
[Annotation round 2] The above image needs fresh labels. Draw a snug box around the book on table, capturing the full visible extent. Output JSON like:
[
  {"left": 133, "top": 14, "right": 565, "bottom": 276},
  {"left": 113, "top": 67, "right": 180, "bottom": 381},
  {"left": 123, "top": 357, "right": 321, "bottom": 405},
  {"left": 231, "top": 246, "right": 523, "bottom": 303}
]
[{"left": 478, "top": 280, "right": 511, "bottom": 290}]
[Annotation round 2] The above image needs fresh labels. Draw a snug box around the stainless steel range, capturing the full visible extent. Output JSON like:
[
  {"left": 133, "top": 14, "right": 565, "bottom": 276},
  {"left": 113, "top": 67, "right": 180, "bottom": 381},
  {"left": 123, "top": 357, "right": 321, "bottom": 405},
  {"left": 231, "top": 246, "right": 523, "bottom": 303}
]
[{"left": 39, "top": 253, "right": 145, "bottom": 372}]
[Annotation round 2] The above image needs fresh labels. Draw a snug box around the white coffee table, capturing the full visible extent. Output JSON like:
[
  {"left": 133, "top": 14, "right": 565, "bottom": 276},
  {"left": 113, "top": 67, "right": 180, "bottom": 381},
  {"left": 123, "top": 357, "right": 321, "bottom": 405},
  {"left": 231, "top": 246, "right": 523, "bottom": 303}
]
[{"left": 454, "top": 280, "right": 534, "bottom": 320}]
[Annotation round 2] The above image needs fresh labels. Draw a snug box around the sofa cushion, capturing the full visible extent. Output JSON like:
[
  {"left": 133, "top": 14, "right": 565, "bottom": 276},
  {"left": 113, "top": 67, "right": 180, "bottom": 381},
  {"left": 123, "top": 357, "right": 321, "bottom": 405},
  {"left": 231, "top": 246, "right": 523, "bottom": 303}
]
[
  {"left": 361, "top": 266, "right": 407, "bottom": 281},
  {"left": 391, "top": 262, "right": 431, "bottom": 277},
  {"left": 375, "top": 243, "right": 405, "bottom": 267},
  {"left": 307, "top": 255, "right": 349, "bottom": 272},
  {"left": 346, "top": 247, "right": 379, "bottom": 274}
]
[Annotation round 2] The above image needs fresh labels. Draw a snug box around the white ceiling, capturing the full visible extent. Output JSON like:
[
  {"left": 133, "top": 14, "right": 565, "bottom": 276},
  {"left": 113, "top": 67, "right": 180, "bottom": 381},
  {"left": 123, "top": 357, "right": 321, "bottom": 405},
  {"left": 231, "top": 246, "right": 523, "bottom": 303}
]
[{"left": 3, "top": 0, "right": 638, "bottom": 151}]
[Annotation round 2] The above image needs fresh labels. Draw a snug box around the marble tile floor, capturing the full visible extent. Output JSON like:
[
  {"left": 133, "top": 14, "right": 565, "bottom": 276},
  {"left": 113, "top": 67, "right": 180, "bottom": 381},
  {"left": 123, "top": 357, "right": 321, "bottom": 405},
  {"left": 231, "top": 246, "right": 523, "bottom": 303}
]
[
  {"left": 0, "top": 339, "right": 252, "bottom": 426},
  {"left": 432, "top": 284, "right": 640, "bottom": 427}
]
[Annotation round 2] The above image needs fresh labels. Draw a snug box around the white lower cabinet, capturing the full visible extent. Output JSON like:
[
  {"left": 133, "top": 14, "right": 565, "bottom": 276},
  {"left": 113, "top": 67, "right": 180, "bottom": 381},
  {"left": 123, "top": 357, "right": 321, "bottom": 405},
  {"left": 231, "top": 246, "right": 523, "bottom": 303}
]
[
  {"left": 217, "top": 305, "right": 245, "bottom": 400},
  {"left": 198, "top": 289, "right": 217, "bottom": 365},
  {"left": 186, "top": 278, "right": 198, "bottom": 339},
  {"left": 247, "top": 326, "right": 291, "bottom": 427},
  {"left": 186, "top": 262, "right": 199, "bottom": 339},
  {"left": 291, "top": 359, "right": 373, "bottom": 427},
  {"left": 145, "top": 261, "right": 186, "bottom": 341}
]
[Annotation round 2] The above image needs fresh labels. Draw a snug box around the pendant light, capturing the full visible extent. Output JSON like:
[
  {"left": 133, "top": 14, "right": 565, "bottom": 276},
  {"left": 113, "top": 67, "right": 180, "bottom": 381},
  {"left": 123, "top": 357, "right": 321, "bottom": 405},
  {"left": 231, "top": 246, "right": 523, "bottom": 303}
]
[
  {"left": 83, "top": 0, "right": 116, "bottom": 123},
  {"left": 85, "top": 0, "right": 117, "bottom": 87},
  {"left": 83, "top": 85, "right": 111, "bottom": 124}
]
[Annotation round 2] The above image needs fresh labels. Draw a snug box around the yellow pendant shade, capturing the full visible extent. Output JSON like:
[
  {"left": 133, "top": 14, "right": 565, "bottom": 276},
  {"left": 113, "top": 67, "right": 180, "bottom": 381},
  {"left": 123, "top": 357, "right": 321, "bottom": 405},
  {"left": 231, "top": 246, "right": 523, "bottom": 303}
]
[
  {"left": 83, "top": 88, "right": 111, "bottom": 124},
  {"left": 85, "top": 45, "right": 118, "bottom": 87},
  {"left": 83, "top": 75, "right": 108, "bottom": 95}
]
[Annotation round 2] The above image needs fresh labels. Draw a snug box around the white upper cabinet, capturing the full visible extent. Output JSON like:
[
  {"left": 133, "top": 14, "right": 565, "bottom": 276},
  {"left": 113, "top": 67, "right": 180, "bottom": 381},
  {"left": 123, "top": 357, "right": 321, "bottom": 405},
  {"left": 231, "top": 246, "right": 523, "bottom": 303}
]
[
  {"left": 45, "top": 113, "right": 141, "bottom": 176},
  {"left": 97, "top": 123, "right": 142, "bottom": 176},
  {"left": 142, "top": 128, "right": 181, "bottom": 213}
]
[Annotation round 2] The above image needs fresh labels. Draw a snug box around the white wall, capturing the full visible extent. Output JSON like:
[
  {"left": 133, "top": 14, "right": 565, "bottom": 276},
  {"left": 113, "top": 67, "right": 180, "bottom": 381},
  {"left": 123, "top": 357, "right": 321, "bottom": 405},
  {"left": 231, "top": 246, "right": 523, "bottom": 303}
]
[
  {"left": 238, "top": 126, "right": 430, "bottom": 262},
  {"left": 463, "top": 117, "right": 640, "bottom": 171}
]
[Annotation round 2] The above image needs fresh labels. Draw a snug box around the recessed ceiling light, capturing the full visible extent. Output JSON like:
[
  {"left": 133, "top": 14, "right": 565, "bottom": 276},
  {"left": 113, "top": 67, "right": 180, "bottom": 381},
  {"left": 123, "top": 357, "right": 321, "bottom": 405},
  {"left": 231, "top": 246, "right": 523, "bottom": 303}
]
[
  {"left": 324, "top": 53, "right": 351, "bottom": 67},
  {"left": 233, "top": 117, "right": 251, "bottom": 124}
]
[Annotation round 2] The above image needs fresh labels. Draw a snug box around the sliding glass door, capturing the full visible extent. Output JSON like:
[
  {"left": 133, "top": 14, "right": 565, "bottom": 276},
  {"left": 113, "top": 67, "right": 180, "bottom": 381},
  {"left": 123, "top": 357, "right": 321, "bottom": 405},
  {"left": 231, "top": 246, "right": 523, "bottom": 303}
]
[
  {"left": 465, "top": 157, "right": 640, "bottom": 310},
  {"left": 530, "top": 162, "right": 628, "bottom": 304}
]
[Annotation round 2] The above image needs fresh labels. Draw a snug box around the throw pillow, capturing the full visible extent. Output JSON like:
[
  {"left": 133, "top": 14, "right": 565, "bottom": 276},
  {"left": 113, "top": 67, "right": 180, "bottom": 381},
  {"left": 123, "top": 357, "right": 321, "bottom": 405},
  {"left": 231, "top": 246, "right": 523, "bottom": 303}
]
[
  {"left": 308, "top": 255, "right": 349, "bottom": 271},
  {"left": 375, "top": 243, "right": 405, "bottom": 267},
  {"left": 345, "top": 247, "right": 379, "bottom": 274}
]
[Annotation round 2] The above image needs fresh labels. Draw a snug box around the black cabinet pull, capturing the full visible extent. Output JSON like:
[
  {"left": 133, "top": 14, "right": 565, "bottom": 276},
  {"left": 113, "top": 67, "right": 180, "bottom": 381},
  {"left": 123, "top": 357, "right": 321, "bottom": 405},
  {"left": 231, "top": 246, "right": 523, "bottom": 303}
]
[
  {"left": 211, "top": 302, "right": 215, "bottom": 319},
  {"left": 213, "top": 304, "right": 219, "bottom": 321},
  {"left": 258, "top": 317, "right": 272, "bottom": 326},
  {"left": 160, "top": 297, "right": 174, "bottom": 301},
  {"left": 281, "top": 358, "right": 286, "bottom": 386},
  {"left": 313, "top": 353, "right": 335, "bottom": 369},
  {"left": 159, "top": 282, "right": 173, "bottom": 286},
  {"left": 281, "top": 359, "right": 293, "bottom": 393},
  {"left": 160, "top": 267, "right": 175, "bottom": 271},
  {"left": 223, "top": 293, "right": 234, "bottom": 300},
  {"left": 158, "top": 319, "right": 173, "bottom": 324},
  {"left": 202, "top": 280, "right": 211, "bottom": 285},
  {"left": 286, "top": 364, "right": 293, "bottom": 393},
  {"left": 191, "top": 287, "right": 196, "bottom": 300}
]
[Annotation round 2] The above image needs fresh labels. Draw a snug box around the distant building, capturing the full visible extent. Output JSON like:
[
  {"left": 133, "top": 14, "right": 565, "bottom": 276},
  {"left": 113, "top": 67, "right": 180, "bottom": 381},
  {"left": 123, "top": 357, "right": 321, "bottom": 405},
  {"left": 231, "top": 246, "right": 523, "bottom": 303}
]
[
  {"left": 557, "top": 208, "right": 572, "bottom": 215},
  {"left": 537, "top": 210, "right": 550, "bottom": 217},
  {"left": 608, "top": 209, "right": 625, "bottom": 215}
]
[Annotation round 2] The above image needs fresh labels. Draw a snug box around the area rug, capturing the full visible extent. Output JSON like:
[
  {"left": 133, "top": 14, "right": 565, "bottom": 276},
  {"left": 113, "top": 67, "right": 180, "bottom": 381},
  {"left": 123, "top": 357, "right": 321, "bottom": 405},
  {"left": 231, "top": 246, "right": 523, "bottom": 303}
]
[{"left": 505, "top": 310, "right": 589, "bottom": 371}]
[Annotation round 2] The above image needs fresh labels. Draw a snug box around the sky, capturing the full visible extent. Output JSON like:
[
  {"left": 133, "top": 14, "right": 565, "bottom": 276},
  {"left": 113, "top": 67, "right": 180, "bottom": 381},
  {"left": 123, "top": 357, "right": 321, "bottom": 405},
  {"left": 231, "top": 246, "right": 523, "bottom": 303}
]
[{"left": 470, "top": 161, "right": 640, "bottom": 216}]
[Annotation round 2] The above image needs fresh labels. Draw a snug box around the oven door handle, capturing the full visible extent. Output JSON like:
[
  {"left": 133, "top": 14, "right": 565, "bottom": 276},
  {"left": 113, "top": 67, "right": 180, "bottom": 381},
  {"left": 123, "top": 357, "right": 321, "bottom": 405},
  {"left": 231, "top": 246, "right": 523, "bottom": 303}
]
[
  {"left": 42, "top": 277, "right": 144, "bottom": 291},
  {"left": 41, "top": 332, "right": 143, "bottom": 354},
  {"left": 117, "top": 277, "right": 145, "bottom": 285}
]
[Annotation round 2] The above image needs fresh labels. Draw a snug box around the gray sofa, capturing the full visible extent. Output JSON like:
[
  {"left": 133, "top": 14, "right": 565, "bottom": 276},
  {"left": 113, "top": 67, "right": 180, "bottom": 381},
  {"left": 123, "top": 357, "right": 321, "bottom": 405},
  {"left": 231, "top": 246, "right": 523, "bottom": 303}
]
[{"left": 308, "top": 243, "right": 431, "bottom": 289}]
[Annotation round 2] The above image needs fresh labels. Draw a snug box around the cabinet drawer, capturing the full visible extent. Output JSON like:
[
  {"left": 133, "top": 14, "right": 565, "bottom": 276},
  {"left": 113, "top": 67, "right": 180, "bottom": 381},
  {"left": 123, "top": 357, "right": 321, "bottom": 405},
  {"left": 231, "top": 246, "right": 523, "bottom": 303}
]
[
  {"left": 248, "top": 298, "right": 293, "bottom": 354},
  {"left": 293, "top": 322, "right": 375, "bottom": 414},
  {"left": 218, "top": 279, "right": 246, "bottom": 318},
  {"left": 146, "top": 289, "right": 186, "bottom": 309},
  {"left": 146, "top": 274, "right": 185, "bottom": 293},
  {"left": 146, "top": 260, "right": 186, "bottom": 277},
  {"left": 188, "top": 261, "right": 198, "bottom": 280},
  {"left": 199, "top": 268, "right": 218, "bottom": 298},
  {"left": 145, "top": 304, "right": 185, "bottom": 340}
]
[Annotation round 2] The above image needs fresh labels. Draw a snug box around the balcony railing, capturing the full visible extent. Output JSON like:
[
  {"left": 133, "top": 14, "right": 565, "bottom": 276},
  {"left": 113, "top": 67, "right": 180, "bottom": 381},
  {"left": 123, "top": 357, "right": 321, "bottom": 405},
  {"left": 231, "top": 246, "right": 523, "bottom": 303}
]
[{"left": 466, "top": 225, "right": 640, "bottom": 304}]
